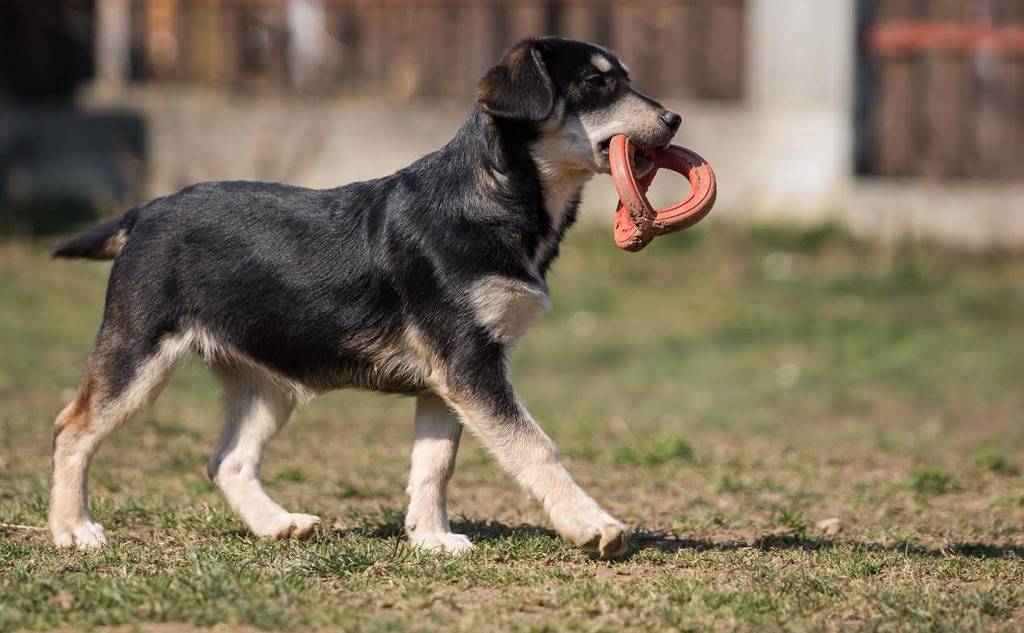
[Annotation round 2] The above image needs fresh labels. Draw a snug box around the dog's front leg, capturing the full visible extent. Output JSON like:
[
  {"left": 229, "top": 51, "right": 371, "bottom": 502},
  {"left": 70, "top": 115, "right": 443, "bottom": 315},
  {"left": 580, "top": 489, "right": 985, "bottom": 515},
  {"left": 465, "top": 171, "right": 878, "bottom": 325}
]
[
  {"left": 405, "top": 393, "right": 473, "bottom": 554},
  {"left": 438, "top": 363, "right": 629, "bottom": 559}
]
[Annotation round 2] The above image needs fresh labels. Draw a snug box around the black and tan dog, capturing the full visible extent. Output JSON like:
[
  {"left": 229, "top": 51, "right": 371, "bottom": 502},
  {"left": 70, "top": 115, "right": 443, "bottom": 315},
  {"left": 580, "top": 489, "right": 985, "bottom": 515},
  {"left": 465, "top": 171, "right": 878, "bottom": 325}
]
[{"left": 50, "top": 37, "right": 682, "bottom": 557}]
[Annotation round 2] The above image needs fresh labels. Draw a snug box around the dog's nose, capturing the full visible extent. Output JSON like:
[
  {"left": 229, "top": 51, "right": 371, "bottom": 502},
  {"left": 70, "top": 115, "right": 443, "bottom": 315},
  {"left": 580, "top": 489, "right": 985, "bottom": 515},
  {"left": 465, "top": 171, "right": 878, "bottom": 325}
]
[{"left": 660, "top": 111, "right": 682, "bottom": 132}]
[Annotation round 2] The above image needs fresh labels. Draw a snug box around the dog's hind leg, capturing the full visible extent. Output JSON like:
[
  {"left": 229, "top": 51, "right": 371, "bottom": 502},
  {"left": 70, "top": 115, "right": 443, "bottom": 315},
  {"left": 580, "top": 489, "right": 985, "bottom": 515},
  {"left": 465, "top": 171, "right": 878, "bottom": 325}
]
[
  {"left": 50, "top": 332, "right": 187, "bottom": 549},
  {"left": 405, "top": 393, "right": 472, "bottom": 554},
  {"left": 208, "top": 369, "right": 320, "bottom": 539}
]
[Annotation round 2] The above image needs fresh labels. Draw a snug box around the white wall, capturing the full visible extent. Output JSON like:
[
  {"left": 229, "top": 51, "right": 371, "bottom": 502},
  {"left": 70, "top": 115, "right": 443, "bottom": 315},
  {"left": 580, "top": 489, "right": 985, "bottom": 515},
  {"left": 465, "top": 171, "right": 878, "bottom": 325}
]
[{"left": 741, "top": 0, "right": 855, "bottom": 218}]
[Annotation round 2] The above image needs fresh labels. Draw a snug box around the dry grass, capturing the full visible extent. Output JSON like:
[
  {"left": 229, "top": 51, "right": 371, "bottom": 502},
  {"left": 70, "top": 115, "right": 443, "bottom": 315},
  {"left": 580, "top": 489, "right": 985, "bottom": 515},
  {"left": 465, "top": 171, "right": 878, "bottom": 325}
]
[{"left": 2, "top": 222, "right": 1023, "bottom": 631}]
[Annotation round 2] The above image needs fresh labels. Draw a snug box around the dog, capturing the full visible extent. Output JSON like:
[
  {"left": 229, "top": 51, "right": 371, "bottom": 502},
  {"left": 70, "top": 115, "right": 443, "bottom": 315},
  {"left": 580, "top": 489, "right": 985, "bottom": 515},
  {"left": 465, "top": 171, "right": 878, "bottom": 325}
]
[{"left": 49, "top": 37, "right": 682, "bottom": 558}]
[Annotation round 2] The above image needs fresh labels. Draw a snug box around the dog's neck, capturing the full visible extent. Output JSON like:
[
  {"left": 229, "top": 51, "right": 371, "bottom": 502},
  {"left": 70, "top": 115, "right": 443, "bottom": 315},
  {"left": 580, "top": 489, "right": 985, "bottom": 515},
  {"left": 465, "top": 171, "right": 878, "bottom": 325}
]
[
  {"left": 531, "top": 155, "right": 591, "bottom": 228},
  {"left": 444, "top": 108, "right": 590, "bottom": 279},
  {"left": 529, "top": 104, "right": 595, "bottom": 230},
  {"left": 526, "top": 157, "right": 589, "bottom": 277},
  {"left": 475, "top": 106, "right": 589, "bottom": 274}
]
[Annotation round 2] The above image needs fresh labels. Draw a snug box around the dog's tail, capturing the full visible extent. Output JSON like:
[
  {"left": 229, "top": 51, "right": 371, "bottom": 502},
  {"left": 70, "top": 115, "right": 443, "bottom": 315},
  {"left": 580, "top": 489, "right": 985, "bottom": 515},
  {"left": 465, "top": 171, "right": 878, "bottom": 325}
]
[{"left": 52, "top": 209, "right": 139, "bottom": 260}]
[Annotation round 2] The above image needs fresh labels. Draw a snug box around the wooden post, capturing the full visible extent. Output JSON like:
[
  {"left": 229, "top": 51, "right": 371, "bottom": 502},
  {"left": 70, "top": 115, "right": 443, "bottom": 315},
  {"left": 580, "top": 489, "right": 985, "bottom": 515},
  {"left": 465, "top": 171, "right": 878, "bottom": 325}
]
[
  {"left": 287, "top": 0, "right": 328, "bottom": 92},
  {"left": 875, "top": 0, "right": 915, "bottom": 176},
  {"left": 95, "top": 0, "right": 130, "bottom": 89}
]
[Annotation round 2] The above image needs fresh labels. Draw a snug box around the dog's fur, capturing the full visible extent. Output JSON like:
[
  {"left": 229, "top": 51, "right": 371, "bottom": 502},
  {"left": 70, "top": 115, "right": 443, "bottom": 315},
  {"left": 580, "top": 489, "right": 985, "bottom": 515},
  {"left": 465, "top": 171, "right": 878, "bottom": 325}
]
[{"left": 49, "top": 37, "right": 681, "bottom": 557}]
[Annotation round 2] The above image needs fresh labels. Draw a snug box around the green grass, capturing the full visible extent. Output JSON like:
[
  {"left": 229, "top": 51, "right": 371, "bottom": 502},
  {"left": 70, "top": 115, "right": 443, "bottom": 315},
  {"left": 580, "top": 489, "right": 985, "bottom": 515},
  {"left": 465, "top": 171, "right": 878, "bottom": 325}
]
[
  {"left": 2, "top": 221, "right": 1024, "bottom": 631},
  {"left": 903, "top": 469, "right": 960, "bottom": 496}
]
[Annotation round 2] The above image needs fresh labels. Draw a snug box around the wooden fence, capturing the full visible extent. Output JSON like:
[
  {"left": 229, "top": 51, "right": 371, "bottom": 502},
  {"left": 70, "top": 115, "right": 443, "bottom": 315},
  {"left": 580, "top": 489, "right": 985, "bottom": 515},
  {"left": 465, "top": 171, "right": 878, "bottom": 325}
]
[
  {"left": 859, "top": 0, "right": 1024, "bottom": 180},
  {"left": 125, "top": 0, "right": 744, "bottom": 100}
]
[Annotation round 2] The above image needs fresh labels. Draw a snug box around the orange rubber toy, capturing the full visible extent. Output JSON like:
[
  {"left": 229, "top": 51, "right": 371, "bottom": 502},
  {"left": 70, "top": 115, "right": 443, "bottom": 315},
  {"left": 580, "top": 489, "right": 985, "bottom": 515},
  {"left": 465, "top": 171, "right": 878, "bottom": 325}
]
[{"left": 609, "top": 134, "right": 717, "bottom": 252}]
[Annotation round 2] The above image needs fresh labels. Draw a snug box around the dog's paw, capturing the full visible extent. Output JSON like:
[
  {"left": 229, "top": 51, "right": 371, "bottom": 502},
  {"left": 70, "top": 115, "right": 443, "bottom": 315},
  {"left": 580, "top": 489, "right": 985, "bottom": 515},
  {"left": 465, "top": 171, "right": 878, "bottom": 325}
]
[
  {"left": 52, "top": 519, "right": 108, "bottom": 550},
  {"left": 255, "top": 513, "right": 322, "bottom": 540},
  {"left": 577, "top": 518, "right": 630, "bottom": 559},
  {"left": 409, "top": 531, "right": 475, "bottom": 555},
  {"left": 552, "top": 507, "right": 631, "bottom": 559}
]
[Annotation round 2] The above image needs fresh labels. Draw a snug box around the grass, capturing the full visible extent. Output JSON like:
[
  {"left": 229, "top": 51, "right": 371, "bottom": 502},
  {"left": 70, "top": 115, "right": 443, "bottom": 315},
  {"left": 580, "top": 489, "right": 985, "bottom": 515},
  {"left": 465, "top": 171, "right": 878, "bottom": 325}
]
[
  {"left": 2, "top": 220, "right": 1024, "bottom": 631},
  {"left": 902, "top": 470, "right": 959, "bottom": 496}
]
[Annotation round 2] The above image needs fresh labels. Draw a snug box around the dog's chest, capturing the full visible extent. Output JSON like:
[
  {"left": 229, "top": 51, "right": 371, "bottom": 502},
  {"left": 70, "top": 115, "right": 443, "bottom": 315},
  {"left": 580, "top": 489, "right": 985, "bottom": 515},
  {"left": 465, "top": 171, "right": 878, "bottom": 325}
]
[{"left": 467, "top": 275, "right": 550, "bottom": 345}]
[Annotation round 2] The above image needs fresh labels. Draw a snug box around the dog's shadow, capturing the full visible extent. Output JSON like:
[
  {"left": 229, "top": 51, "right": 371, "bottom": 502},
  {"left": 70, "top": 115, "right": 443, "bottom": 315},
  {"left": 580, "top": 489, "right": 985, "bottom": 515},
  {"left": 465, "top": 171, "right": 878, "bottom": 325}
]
[
  {"left": 624, "top": 531, "right": 1024, "bottom": 561},
  {"left": 340, "top": 518, "right": 1024, "bottom": 562}
]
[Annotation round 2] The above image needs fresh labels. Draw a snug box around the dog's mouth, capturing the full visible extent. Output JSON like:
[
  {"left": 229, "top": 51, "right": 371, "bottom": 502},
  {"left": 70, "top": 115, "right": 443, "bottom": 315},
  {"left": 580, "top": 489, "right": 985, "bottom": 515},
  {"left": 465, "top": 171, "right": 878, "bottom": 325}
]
[{"left": 598, "top": 138, "right": 661, "bottom": 174}]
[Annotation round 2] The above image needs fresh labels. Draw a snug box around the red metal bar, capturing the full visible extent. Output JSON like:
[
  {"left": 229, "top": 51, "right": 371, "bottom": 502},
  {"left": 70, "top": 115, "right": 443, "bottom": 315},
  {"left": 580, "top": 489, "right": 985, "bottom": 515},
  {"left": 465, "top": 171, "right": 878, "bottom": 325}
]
[
  {"left": 120, "top": 0, "right": 703, "bottom": 5},
  {"left": 868, "top": 23, "right": 1024, "bottom": 55}
]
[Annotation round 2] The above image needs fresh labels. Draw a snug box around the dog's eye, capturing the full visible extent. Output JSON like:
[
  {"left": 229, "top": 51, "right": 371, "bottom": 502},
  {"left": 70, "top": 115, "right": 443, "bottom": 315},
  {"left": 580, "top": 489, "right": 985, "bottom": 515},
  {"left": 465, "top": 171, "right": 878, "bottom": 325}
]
[{"left": 585, "top": 75, "right": 610, "bottom": 89}]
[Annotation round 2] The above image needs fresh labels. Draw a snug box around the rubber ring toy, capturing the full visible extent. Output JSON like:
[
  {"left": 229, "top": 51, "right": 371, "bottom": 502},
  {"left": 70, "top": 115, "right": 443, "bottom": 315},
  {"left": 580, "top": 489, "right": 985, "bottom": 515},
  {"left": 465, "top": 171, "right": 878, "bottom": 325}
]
[{"left": 609, "top": 134, "right": 717, "bottom": 252}]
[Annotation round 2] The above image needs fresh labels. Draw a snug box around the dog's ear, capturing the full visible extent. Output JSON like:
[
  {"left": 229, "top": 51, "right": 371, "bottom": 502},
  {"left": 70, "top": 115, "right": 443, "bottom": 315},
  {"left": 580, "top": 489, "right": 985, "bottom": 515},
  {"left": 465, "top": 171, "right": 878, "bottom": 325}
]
[{"left": 476, "top": 39, "right": 555, "bottom": 122}]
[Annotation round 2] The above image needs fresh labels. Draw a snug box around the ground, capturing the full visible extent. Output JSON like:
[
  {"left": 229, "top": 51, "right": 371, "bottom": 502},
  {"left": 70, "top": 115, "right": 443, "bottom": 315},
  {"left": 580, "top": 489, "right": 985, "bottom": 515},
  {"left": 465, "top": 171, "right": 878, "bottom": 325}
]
[{"left": 1, "top": 222, "right": 1023, "bottom": 632}]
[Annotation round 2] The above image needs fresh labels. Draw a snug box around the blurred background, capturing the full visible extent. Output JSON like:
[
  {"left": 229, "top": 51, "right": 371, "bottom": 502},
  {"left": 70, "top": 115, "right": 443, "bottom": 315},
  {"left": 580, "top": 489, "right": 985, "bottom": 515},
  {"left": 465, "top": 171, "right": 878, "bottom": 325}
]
[{"left": 1, "top": 0, "right": 1023, "bottom": 245}]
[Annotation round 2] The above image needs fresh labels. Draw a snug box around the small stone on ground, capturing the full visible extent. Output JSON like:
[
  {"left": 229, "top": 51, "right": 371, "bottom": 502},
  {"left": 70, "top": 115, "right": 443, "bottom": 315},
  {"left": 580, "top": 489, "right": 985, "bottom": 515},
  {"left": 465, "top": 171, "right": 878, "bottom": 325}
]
[{"left": 815, "top": 517, "right": 843, "bottom": 536}]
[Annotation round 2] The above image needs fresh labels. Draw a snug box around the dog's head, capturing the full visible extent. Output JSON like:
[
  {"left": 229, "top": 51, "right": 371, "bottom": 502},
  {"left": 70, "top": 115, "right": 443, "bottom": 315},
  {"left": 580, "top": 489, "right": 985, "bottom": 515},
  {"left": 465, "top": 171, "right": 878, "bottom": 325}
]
[{"left": 476, "top": 37, "right": 681, "bottom": 177}]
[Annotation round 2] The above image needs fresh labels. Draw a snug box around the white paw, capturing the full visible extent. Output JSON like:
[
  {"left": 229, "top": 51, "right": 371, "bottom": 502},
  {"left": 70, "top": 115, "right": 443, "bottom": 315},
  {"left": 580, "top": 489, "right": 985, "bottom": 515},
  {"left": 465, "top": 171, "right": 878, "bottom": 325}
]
[
  {"left": 576, "top": 517, "right": 630, "bottom": 559},
  {"left": 253, "top": 513, "right": 322, "bottom": 540},
  {"left": 409, "top": 531, "right": 475, "bottom": 555},
  {"left": 52, "top": 519, "right": 108, "bottom": 550},
  {"left": 551, "top": 506, "right": 631, "bottom": 559}
]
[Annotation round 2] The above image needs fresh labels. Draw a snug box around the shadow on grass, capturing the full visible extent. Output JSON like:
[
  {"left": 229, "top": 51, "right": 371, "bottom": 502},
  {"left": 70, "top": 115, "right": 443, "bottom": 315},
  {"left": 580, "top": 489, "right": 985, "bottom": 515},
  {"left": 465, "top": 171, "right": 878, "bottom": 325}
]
[
  {"left": 336, "top": 517, "right": 560, "bottom": 542},
  {"left": 631, "top": 529, "right": 1024, "bottom": 561},
  {"left": 340, "top": 516, "right": 1024, "bottom": 562},
  {"left": 453, "top": 518, "right": 559, "bottom": 542}
]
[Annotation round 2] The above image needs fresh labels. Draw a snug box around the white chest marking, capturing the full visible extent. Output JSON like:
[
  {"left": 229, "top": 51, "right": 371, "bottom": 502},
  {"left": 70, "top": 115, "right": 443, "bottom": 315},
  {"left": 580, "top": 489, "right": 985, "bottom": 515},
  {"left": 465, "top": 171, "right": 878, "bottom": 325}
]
[{"left": 468, "top": 276, "right": 550, "bottom": 345}]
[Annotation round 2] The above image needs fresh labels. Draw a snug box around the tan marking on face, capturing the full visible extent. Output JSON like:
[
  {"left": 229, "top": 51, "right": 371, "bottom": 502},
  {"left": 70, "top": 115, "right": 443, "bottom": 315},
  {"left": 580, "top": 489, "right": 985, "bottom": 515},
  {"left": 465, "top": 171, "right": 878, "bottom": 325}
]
[
  {"left": 590, "top": 53, "right": 613, "bottom": 73},
  {"left": 530, "top": 84, "right": 671, "bottom": 181},
  {"left": 469, "top": 275, "right": 550, "bottom": 345},
  {"left": 578, "top": 89, "right": 668, "bottom": 150}
]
